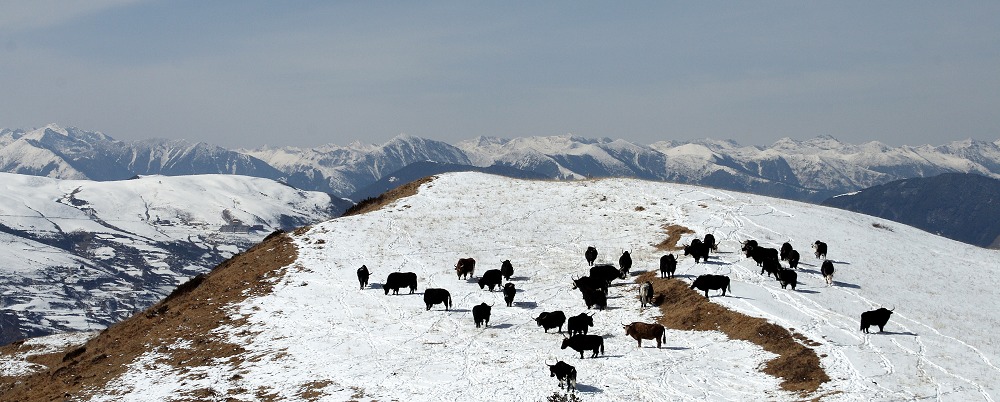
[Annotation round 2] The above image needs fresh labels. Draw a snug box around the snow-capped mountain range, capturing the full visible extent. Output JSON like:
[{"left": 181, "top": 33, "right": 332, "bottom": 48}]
[
  {"left": 5, "top": 124, "right": 1000, "bottom": 203},
  {"left": 0, "top": 173, "right": 344, "bottom": 345},
  {"left": 2, "top": 172, "right": 997, "bottom": 400}
]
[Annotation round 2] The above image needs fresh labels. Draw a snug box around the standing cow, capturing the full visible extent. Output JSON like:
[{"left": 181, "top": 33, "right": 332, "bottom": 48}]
[
  {"left": 760, "top": 257, "right": 780, "bottom": 279},
  {"left": 821, "top": 260, "right": 835, "bottom": 286},
  {"left": 659, "top": 254, "right": 677, "bottom": 278},
  {"left": 813, "top": 241, "right": 828, "bottom": 259},
  {"left": 582, "top": 288, "right": 607, "bottom": 310},
  {"left": 423, "top": 288, "right": 452, "bottom": 311},
  {"left": 704, "top": 234, "right": 718, "bottom": 253},
  {"left": 623, "top": 322, "right": 667, "bottom": 348},
  {"left": 384, "top": 272, "right": 417, "bottom": 295},
  {"left": 500, "top": 260, "right": 514, "bottom": 281},
  {"left": 860, "top": 307, "right": 894, "bottom": 333},
  {"left": 547, "top": 361, "right": 577, "bottom": 392},
  {"left": 690, "top": 274, "right": 731, "bottom": 298},
  {"left": 356, "top": 265, "right": 370, "bottom": 290},
  {"left": 639, "top": 281, "right": 654, "bottom": 309},
  {"left": 455, "top": 258, "right": 476, "bottom": 280},
  {"left": 535, "top": 311, "right": 567, "bottom": 333},
  {"left": 472, "top": 302, "right": 492, "bottom": 328},
  {"left": 478, "top": 269, "right": 503, "bottom": 291},
  {"left": 567, "top": 313, "right": 594, "bottom": 336},
  {"left": 779, "top": 242, "right": 793, "bottom": 261},
  {"left": 777, "top": 268, "right": 797, "bottom": 290},
  {"left": 561, "top": 334, "right": 605, "bottom": 359},
  {"left": 502, "top": 283, "right": 516, "bottom": 307},
  {"left": 787, "top": 250, "right": 800, "bottom": 270},
  {"left": 683, "top": 239, "right": 709, "bottom": 263},
  {"left": 585, "top": 246, "right": 598, "bottom": 266},
  {"left": 590, "top": 264, "right": 626, "bottom": 288},
  {"left": 618, "top": 251, "right": 632, "bottom": 276}
]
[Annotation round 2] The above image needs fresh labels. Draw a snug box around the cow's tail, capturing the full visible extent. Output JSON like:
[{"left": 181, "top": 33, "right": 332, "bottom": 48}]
[
  {"left": 661, "top": 330, "right": 666, "bottom": 345},
  {"left": 600, "top": 339, "right": 605, "bottom": 356},
  {"left": 448, "top": 294, "right": 453, "bottom": 309}
]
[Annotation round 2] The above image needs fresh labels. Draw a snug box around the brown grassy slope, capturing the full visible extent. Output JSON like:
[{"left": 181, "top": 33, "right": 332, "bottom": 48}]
[
  {"left": 637, "top": 271, "right": 829, "bottom": 394},
  {"left": 0, "top": 230, "right": 297, "bottom": 402},
  {"left": 342, "top": 176, "right": 435, "bottom": 217}
]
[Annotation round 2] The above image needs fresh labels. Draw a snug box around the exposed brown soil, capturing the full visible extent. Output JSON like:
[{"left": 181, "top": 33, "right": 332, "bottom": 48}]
[
  {"left": 0, "top": 230, "right": 298, "bottom": 401},
  {"left": 637, "top": 271, "right": 830, "bottom": 394},
  {"left": 655, "top": 224, "right": 695, "bottom": 251}
]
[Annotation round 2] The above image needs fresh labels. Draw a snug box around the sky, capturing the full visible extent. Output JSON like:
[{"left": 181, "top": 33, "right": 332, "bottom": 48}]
[{"left": 1, "top": 1, "right": 998, "bottom": 149}]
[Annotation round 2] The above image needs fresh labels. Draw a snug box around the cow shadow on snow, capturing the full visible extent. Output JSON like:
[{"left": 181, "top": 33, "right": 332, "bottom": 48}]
[
  {"left": 513, "top": 301, "right": 538, "bottom": 309},
  {"left": 574, "top": 384, "right": 603, "bottom": 393},
  {"left": 875, "top": 330, "right": 918, "bottom": 336},
  {"left": 833, "top": 281, "right": 861, "bottom": 289},
  {"left": 509, "top": 276, "right": 531, "bottom": 281},
  {"left": 488, "top": 323, "right": 514, "bottom": 330},
  {"left": 794, "top": 288, "right": 821, "bottom": 294},
  {"left": 369, "top": 283, "right": 383, "bottom": 289}
]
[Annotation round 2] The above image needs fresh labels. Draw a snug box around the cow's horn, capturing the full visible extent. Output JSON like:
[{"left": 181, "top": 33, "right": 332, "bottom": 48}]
[{"left": 890, "top": 305, "right": 895, "bottom": 311}]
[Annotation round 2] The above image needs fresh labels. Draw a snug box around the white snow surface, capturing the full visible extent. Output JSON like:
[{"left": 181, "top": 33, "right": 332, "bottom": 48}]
[{"left": 90, "top": 172, "right": 1000, "bottom": 401}]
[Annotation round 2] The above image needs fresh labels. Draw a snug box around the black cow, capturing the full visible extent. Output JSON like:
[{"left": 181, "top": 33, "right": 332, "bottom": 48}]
[
  {"left": 747, "top": 247, "right": 780, "bottom": 267},
  {"left": 741, "top": 239, "right": 758, "bottom": 252},
  {"left": 478, "top": 269, "right": 503, "bottom": 291},
  {"left": 547, "top": 361, "right": 577, "bottom": 392},
  {"left": 704, "top": 234, "right": 718, "bottom": 252},
  {"left": 455, "top": 257, "right": 476, "bottom": 280},
  {"left": 683, "top": 239, "right": 709, "bottom": 263},
  {"left": 502, "top": 283, "right": 516, "bottom": 307},
  {"left": 760, "top": 256, "right": 780, "bottom": 279},
  {"left": 690, "top": 274, "right": 731, "bottom": 298},
  {"left": 821, "top": 260, "right": 835, "bottom": 286},
  {"left": 571, "top": 275, "right": 608, "bottom": 295},
  {"left": 561, "top": 334, "right": 605, "bottom": 359},
  {"left": 567, "top": 313, "right": 594, "bottom": 336},
  {"left": 535, "top": 311, "right": 567, "bottom": 333},
  {"left": 472, "top": 302, "right": 492, "bottom": 328},
  {"left": 590, "top": 264, "right": 626, "bottom": 287},
  {"left": 583, "top": 288, "right": 607, "bottom": 310},
  {"left": 787, "top": 250, "right": 800, "bottom": 270},
  {"left": 777, "top": 268, "right": 797, "bottom": 290},
  {"left": 659, "top": 254, "right": 677, "bottom": 278},
  {"left": 423, "top": 288, "right": 452, "bottom": 310},
  {"left": 639, "top": 281, "right": 654, "bottom": 309},
  {"left": 618, "top": 251, "right": 632, "bottom": 276},
  {"left": 780, "top": 242, "right": 793, "bottom": 261},
  {"left": 384, "top": 272, "right": 417, "bottom": 295},
  {"left": 860, "top": 307, "right": 894, "bottom": 333},
  {"left": 813, "top": 241, "right": 828, "bottom": 259},
  {"left": 500, "top": 260, "right": 514, "bottom": 281},
  {"left": 357, "top": 265, "right": 370, "bottom": 290},
  {"left": 585, "top": 246, "right": 598, "bottom": 266}
]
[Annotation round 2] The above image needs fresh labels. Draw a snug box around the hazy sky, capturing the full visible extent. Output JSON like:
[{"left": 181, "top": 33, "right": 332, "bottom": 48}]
[{"left": 1, "top": 1, "right": 998, "bottom": 148}]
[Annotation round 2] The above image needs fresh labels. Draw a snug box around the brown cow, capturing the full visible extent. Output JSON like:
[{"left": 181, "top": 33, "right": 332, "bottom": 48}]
[
  {"left": 455, "top": 258, "right": 476, "bottom": 280},
  {"left": 623, "top": 322, "right": 667, "bottom": 348}
]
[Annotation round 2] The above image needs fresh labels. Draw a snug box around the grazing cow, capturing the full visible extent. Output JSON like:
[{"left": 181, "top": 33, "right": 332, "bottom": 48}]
[
  {"left": 585, "top": 246, "right": 598, "bottom": 266},
  {"left": 780, "top": 242, "right": 793, "bottom": 261},
  {"left": 821, "top": 260, "right": 835, "bottom": 286},
  {"left": 547, "top": 361, "right": 577, "bottom": 392},
  {"left": 502, "top": 283, "right": 516, "bottom": 307},
  {"left": 777, "top": 268, "right": 797, "bottom": 290},
  {"left": 500, "top": 260, "right": 514, "bottom": 281},
  {"left": 618, "top": 251, "right": 633, "bottom": 276},
  {"left": 590, "top": 264, "right": 626, "bottom": 288},
  {"left": 690, "top": 274, "right": 731, "bottom": 298},
  {"left": 741, "top": 239, "right": 758, "bottom": 253},
  {"left": 747, "top": 247, "right": 780, "bottom": 267},
  {"left": 455, "top": 257, "right": 476, "bottom": 280},
  {"left": 704, "top": 234, "right": 718, "bottom": 252},
  {"left": 623, "top": 322, "right": 667, "bottom": 348},
  {"left": 535, "top": 311, "right": 567, "bottom": 333},
  {"left": 423, "top": 288, "right": 452, "bottom": 311},
  {"left": 659, "top": 254, "right": 677, "bottom": 278},
  {"left": 787, "top": 250, "right": 800, "bottom": 270},
  {"left": 567, "top": 313, "right": 594, "bottom": 336},
  {"left": 561, "top": 334, "right": 605, "bottom": 359},
  {"left": 760, "top": 256, "right": 780, "bottom": 279},
  {"left": 478, "top": 269, "right": 504, "bottom": 291},
  {"left": 860, "top": 307, "right": 894, "bottom": 333},
  {"left": 384, "top": 272, "right": 417, "bottom": 295},
  {"left": 813, "top": 241, "right": 828, "bottom": 259},
  {"left": 683, "top": 239, "right": 709, "bottom": 263},
  {"left": 582, "top": 288, "right": 607, "bottom": 310},
  {"left": 639, "top": 281, "right": 654, "bottom": 309},
  {"left": 472, "top": 302, "right": 492, "bottom": 328},
  {"left": 356, "top": 265, "right": 370, "bottom": 290},
  {"left": 572, "top": 275, "right": 608, "bottom": 295}
]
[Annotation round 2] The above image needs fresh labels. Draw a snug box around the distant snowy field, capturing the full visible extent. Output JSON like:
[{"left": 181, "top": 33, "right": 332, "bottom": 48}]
[{"left": 93, "top": 173, "right": 999, "bottom": 401}]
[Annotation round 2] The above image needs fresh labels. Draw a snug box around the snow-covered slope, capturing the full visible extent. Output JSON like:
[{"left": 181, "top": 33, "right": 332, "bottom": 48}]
[
  {"left": 52, "top": 172, "right": 999, "bottom": 401},
  {"left": 0, "top": 173, "right": 341, "bottom": 344}
]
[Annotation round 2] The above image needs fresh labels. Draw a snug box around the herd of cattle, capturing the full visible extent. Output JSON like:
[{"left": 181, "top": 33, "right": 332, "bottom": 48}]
[{"left": 352, "top": 234, "right": 894, "bottom": 393}]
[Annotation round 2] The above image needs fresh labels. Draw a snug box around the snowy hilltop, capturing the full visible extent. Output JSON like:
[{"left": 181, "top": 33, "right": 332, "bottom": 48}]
[{"left": 2, "top": 172, "right": 996, "bottom": 401}]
